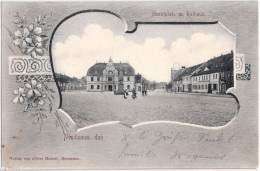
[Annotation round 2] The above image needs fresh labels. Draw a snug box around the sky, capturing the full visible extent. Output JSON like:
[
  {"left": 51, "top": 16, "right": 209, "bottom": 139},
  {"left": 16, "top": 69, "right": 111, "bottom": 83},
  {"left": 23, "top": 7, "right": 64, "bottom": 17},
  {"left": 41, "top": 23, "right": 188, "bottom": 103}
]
[{"left": 52, "top": 12, "right": 235, "bottom": 82}]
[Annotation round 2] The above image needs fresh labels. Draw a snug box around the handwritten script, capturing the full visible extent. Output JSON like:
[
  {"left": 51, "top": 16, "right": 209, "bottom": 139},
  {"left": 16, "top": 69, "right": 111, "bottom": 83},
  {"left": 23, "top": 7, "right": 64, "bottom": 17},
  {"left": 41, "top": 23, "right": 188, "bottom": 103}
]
[{"left": 119, "top": 130, "right": 235, "bottom": 162}]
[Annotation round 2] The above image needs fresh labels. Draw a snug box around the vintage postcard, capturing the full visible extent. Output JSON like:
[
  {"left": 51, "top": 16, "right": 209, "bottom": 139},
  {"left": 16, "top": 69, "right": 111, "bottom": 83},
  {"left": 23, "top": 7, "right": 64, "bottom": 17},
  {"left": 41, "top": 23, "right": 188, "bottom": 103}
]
[{"left": 1, "top": 1, "right": 258, "bottom": 169}]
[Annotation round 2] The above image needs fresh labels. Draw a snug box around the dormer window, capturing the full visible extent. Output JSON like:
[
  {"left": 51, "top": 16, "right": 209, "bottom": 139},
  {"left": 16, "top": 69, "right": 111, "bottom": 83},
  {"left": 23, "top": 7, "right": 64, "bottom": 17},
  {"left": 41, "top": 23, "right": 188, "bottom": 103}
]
[{"left": 204, "top": 67, "right": 209, "bottom": 71}]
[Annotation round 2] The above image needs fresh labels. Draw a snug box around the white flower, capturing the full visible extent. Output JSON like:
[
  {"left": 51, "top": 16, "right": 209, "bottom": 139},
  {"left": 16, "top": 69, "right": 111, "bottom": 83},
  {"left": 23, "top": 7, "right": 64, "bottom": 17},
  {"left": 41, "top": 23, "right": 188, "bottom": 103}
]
[
  {"left": 13, "top": 27, "right": 33, "bottom": 49},
  {"left": 25, "top": 79, "right": 43, "bottom": 98},
  {"left": 27, "top": 24, "right": 43, "bottom": 43},
  {"left": 12, "top": 87, "right": 26, "bottom": 104}
]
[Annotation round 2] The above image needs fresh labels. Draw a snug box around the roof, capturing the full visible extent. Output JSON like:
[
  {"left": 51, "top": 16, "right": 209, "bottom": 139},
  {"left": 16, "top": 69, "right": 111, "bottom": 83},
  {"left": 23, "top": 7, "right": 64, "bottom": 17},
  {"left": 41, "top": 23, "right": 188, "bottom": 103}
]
[
  {"left": 172, "top": 68, "right": 185, "bottom": 81},
  {"left": 173, "top": 63, "right": 203, "bottom": 81},
  {"left": 87, "top": 62, "right": 135, "bottom": 76},
  {"left": 192, "top": 52, "right": 233, "bottom": 76},
  {"left": 173, "top": 52, "right": 233, "bottom": 80}
]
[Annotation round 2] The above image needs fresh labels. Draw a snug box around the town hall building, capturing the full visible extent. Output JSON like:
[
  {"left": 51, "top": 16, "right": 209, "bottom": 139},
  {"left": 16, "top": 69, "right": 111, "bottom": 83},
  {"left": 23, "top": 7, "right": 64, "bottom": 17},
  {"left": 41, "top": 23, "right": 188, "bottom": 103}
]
[{"left": 86, "top": 57, "right": 135, "bottom": 92}]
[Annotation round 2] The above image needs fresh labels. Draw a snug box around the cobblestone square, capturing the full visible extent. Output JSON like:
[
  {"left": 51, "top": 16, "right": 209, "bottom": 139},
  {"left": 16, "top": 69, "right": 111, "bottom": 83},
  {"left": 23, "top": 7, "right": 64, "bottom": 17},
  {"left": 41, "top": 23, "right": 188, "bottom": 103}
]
[{"left": 61, "top": 90, "right": 238, "bottom": 128}]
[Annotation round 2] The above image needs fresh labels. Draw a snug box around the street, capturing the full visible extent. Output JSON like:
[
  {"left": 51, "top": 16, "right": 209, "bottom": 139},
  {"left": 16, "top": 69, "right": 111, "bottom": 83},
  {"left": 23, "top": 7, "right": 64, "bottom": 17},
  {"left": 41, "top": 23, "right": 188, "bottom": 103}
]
[{"left": 61, "top": 89, "right": 238, "bottom": 128}]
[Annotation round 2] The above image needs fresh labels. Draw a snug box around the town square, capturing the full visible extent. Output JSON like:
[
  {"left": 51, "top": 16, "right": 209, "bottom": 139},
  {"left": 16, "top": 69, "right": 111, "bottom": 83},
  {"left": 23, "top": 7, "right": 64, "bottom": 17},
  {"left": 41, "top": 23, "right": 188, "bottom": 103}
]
[
  {"left": 61, "top": 89, "right": 237, "bottom": 128},
  {"left": 52, "top": 12, "right": 237, "bottom": 128}
]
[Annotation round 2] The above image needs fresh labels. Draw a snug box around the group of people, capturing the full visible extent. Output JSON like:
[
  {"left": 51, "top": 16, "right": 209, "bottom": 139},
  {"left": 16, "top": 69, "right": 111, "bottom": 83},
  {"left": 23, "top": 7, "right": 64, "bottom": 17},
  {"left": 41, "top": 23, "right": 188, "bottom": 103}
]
[
  {"left": 124, "top": 86, "right": 148, "bottom": 99},
  {"left": 141, "top": 86, "right": 148, "bottom": 96}
]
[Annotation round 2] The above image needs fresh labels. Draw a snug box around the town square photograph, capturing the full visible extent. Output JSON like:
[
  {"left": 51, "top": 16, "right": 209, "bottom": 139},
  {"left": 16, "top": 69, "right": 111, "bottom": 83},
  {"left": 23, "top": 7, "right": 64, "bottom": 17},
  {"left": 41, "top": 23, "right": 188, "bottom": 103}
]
[{"left": 52, "top": 12, "right": 238, "bottom": 128}]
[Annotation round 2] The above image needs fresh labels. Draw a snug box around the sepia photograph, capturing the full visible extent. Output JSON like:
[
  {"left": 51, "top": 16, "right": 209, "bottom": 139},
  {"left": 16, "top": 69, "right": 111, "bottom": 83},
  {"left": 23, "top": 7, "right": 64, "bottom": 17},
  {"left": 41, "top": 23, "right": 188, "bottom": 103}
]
[{"left": 52, "top": 12, "right": 237, "bottom": 128}]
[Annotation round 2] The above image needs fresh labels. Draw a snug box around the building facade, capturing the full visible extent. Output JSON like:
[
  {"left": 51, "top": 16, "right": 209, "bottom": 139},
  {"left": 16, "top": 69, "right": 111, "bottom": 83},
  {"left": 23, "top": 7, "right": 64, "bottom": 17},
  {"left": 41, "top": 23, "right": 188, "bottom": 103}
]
[
  {"left": 172, "top": 51, "right": 234, "bottom": 94},
  {"left": 86, "top": 58, "right": 135, "bottom": 92}
]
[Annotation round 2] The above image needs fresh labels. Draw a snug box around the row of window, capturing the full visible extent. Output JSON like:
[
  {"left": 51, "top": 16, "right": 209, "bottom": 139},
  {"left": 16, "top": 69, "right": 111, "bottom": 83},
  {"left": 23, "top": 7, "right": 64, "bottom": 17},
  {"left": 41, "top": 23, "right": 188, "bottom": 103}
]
[
  {"left": 192, "top": 84, "right": 218, "bottom": 90},
  {"left": 90, "top": 85, "right": 132, "bottom": 89},
  {"left": 192, "top": 74, "right": 218, "bottom": 82},
  {"left": 91, "top": 77, "right": 100, "bottom": 81},
  {"left": 90, "top": 76, "right": 131, "bottom": 82}
]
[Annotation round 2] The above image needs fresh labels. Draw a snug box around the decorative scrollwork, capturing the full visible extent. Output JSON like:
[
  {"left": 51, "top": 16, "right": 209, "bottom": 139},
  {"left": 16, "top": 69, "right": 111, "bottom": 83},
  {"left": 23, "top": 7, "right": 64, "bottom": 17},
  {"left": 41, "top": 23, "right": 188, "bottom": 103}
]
[
  {"left": 9, "top": 56, "right": 52, "bottom": 75},
  {"left": 26, "top": 58, "right": 43, "bottom": 73},
  {"left": 235, "top": 54, "right": 245, "bottom": 74},
  {"left": 44, "top": 59, "right": 52, "bottom": 72},
  {"left": 10, "top": 58, "right": 27, "bottom": 73},
  {"left": 236, "top": 64, "right": 251, "bottom": 80}
]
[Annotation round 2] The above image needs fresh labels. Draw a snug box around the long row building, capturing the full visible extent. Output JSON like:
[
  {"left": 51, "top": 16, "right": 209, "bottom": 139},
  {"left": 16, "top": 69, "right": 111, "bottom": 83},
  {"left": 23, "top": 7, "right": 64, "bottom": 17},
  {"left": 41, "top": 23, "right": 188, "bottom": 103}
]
[{"left": 171, "top": 51, "right": 234, "bottom": 94}]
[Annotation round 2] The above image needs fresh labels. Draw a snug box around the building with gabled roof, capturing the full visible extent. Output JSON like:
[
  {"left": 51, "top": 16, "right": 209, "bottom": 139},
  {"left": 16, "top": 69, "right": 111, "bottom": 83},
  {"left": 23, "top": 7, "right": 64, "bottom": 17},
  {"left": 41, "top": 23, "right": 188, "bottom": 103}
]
[
  {"left": 172, "top": 51, "right": 234, "bottom": 94},
  {"left": 191, "top": 51, "right": 233, "bottom": 94},
  {"left": 86, "top": 57, "right": 135, "bottom": 92}
]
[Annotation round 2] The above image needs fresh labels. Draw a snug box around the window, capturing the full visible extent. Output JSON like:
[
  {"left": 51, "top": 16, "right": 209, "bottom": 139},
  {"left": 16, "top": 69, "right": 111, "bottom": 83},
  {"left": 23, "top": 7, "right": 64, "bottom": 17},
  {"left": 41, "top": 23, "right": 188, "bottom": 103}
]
[
  {"left": 213, "top": 74, "right": 215, "bottom": 79},
  {"left": 127, "top": 77, "right": 130, "bottom": 81},
  {"left": 97, "top": 85, "right": 100, "bottom": 89},
  {"left": 91, "top": 77, "right": 94, "bottom": 81},
  {"left": 127, "top": 85, "right": 130, "bottom": 89},
  {"left": 97, "top": 77, "right": 100, "bottom": 81},
  {"left": 209, "top": 75, "right": 211, "bottom": 80},
  {"left": 108, "top": 77, "right": 112, "bottom": 81},
  {"left": 105, "top": 85, "right": 106, "bottom": 90},
  {"left": 198, "top": 85, "right": 200, "bottom": 89},
  {"left": 91, "top": 85, "right": 94, "bottom": 89},
  {"left": 206, "top": 84, "right": 207, "bottom": 89},
  {"left": 114, "top": 85, "right": 116, "bottom": 89},
  {"left": 216, "top": 74, "right": 218, "bottom": 79}
]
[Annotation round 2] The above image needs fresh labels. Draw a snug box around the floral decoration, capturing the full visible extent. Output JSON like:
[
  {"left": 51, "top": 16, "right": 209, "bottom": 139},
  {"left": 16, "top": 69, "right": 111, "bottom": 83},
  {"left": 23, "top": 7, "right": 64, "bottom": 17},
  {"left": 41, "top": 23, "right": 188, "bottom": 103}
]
[
  {"left": 12, "top": 79, "right": 56, "bottom": 132},
  {"left": 9, "top": 12, "right": 70, "bottom": 135},
  {"left": 7, "top": 12, "right": 52, "bottom": 58}
]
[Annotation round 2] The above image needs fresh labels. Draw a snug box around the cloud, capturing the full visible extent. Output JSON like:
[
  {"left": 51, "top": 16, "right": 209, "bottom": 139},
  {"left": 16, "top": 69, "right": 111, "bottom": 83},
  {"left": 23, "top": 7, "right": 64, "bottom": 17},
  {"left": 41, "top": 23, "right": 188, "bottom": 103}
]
[
  {"left": 170, "top": 33, "right": 233, "bottom": 67},
  {"left": 53, "top": 24, "right": 233, "bottom": 82}
]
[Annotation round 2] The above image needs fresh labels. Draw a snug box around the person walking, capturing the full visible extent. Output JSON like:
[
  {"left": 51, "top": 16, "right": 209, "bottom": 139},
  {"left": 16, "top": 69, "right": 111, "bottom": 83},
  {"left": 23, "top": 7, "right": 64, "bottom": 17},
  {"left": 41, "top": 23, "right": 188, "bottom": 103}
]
[
  {"left": 142, "top": 86, "right": 145, "bottom": 96},
  {"left": 124, "top": 89, "right": 128, "bottom": 99},
  {"left": 132, "top": 88, "right": 137, "bottom": 99}
]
